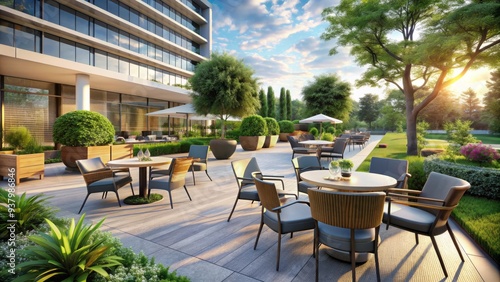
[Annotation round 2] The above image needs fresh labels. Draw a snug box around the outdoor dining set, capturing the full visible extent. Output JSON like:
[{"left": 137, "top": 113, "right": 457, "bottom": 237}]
[{"left": 71, "top": 132, "right": 472, "bottom": 281}]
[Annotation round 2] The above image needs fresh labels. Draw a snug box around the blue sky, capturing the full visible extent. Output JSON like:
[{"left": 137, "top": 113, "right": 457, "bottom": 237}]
[{"left": 209, "top": 0, "right": 491, "bottom": 102}]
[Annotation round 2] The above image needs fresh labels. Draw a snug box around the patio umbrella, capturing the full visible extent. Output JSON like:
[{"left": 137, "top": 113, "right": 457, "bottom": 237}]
[{"left": 299, "top": 113, "right": 343, "bottom": 134}]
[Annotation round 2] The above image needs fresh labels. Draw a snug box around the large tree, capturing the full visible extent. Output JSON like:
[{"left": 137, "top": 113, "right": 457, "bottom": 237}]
[
  {"left": 484, "top": 70, "right": 500, "bottom": 133},
  {"left": 190, "top": 52, "right": 259, "bottom": 138},
  {"left": 460, "top": 88, "right": 482, "bottom": 124},
  {"left": 301, "top": 74, "right": 352, "bottom": 122},
  {"left": 258, "top": 88, "right": 268, "bottom": 117},
  {"left": 322, "top": 0, "right": 500, "bottom": 155},
  {"left": 418, "top": 89, "right": 461, "bottom": 129},
  {"left": 358, "top": 94, "right": 381, "bottom": 130},
  {"left": 279, "top": 87, "right": 287, "bottom": 121},
  {"left": 286, "top": 89, "right": 292, "bottom": 120},
  {"left": 267, "top": 86, "right": 276, "bottom": 119}
]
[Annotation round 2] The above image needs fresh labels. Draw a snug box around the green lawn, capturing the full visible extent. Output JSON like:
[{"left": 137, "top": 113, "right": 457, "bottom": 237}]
[
  {"left": 357, "top": 132, "right": 500, "bottom": 264},
  {"left": 425, "top": 133, "right": 500, "bottom": 144}
]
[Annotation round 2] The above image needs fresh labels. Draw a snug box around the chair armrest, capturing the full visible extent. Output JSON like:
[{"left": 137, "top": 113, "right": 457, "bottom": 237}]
[
  {"left": 386, "top": 188, "right": 421, "bottom": 195},
  {"left": 277, "top": 190, "right": 298, "bottom": 200},
  {"left": 236, "top": 177, "right": 254, "bottom": 182},
  {"left": 386, "top": 193, "right": 445, "bottom": 204},
  {"left": 261, "top": 174, "right": 284, "bottom": 179},
  {"left": 272, "top": 200, "right": 310, "bottom": 211},
  {"left": 388, "top": 199, "right": 455, "bottom": 211}
]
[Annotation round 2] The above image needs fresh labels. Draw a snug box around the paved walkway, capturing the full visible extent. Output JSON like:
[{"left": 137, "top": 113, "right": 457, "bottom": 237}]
[{"left": 2, "top": 135, "right": 499, "bottom": 281}]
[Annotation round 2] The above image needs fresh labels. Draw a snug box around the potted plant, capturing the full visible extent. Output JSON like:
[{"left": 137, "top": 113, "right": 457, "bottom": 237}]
[
  {"left": 278, "top": 120, "right": 294, "bottom": 142},
  {"left": 239, "top": 115, "right": 268, "bottom": 151},
  {"left": 189, "top": 52, "right": 260, "bottom": 159},
  {"left": 53, "top": 110, "right": 115, "bottom": 170},
  {"left": 263, "top": 117, "right": 280, "bottom": 148},
  {"left": 0, "top": 126, "right": 44, "bottom": 185},
  {"left": 339, "top": 159, "right": 354, "bottom": 178}
]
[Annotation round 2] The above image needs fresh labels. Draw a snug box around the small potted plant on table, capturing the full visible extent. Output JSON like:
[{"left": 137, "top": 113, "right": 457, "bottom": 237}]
[{"left": 339, "top": 159, "right": 354, "bottom": 178}]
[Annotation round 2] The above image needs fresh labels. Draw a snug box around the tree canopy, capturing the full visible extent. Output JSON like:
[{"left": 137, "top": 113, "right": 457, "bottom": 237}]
[
  {"left": 189, "top": 52, "right": 259, "bottom": 138},
  {"left": 484, "top": 70, "right": 500, "bottom": 133},
  {"left": 279, "top": 87, "right": 287, "bottom": 121},
  {"left": 258, "top": 88, "right": 268, "bottom": 117},
  {"left": 357, "top": 94, "right": 380, "bottom": 130},
  {"left": 322, "top": 0, "right": 500, "bottom": 155},
  {"left": 301, "top": 74, "right": 352, "bottom": 122},
  {"left": 267, "top": 86, "right": 276, "bottom": 119}
]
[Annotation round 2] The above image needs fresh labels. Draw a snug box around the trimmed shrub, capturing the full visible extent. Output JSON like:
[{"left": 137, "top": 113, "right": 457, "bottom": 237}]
[
  {"left": 53, "top": 110, "right": 114, "bottom": 146},
  {"left": 424, "top": 155, "right": 500, "bottom": 199},
  {"left": 407, "top": 156, "right": 426, "bottom": 190},
  {"left": 278, "top": 120, "right": 294, "bottom": 133},
  {"left": 326, "top": 126, "right": 336, "bottom": 135},
  {"left": 309, "top": 127, "right": 319, "bottom": 137},
  {"left": 320, "top": 133, "right": 334, "bottom": 141},
  {"left": 264, "top": 117, "right": 280, "bottom": 135},
  {"left": 240, "top": 115, "right": 268, "bottom": 136},
  {"left": 4, "top": 127, "right": 31, "bottom": 151},
  {"left": 460, "top": 142, "right": 500, "bottom": 163}
]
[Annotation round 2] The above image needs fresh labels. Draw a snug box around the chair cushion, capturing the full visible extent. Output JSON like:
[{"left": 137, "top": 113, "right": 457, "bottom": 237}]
[
  {"left": 88, "top": 175, "right": 131, "bottom": 193},
  {"left": 294, "top": 147, "right": 316, "bottom": 153},
  {"left": 239, "top": 185, "right": 260, "bottom": 201},
  {"left": 148, "top": 178, "right": 172, "bottom": 190},
  {"left": 317, "top": 222, "right": 377, "bottom": 252},
  {"left": 383, "top": 202, "right": 434, "bottom": 233},
  {"left": 298, "top": 181, "right": 317, "bottom": 194},
  {"left": 150, "top": 169, "right": 170, "bottom": 178},
  {"left": 191, "top": 162, "right": 207, "bottom": 171},
  {"left": 264, "top": 203, "right": 315, "bottom": 234}
]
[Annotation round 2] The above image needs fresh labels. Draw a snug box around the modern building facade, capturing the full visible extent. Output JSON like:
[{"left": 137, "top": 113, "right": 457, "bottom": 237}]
[{"left": 0, "top": 0, "right": 212, "bottom": 146}]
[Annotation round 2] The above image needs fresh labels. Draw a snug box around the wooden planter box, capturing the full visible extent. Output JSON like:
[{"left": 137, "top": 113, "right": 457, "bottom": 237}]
[
  {"left": 0, "top": 153, "right": 45, "bottom": 185},
  {"left": 111, "top": 144, "right": 134, "bottom": 160},
  {"left": 61, "top": 145, "right": 111, "bottom": 169}
]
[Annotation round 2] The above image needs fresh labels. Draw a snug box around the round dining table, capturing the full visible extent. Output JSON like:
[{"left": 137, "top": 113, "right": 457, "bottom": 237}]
[
  {"left": 107, "top": 156, "right": 172, "bottom": 198},
  {"left": 298, "top": 140, "right": 334, "bottom": 156},
  {"left": 300, "top": 170, "right": 397, "bottom": 191}
]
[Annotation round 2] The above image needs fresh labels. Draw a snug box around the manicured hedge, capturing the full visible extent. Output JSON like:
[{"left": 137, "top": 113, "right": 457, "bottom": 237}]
[{"left": 424, "top": 155, "right": 500, "bottom": 199}]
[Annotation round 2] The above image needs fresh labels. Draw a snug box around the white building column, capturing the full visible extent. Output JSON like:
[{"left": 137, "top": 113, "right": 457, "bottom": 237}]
[{"left": 75, "top": 74, "right": 90, "bottom": 110}]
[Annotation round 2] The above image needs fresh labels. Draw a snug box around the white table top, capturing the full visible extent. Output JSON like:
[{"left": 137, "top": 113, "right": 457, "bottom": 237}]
[
  {"left": 301, "top": 170, "right": 397, "bottom": 191},
  {"left": 299, "top": 140, "right": 334, "bottom": 146},
  {"left": 107, "top": 156, "right": 172, "bottom": 168}
]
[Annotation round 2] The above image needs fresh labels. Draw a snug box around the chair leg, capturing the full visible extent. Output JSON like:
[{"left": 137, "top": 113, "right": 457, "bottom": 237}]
[
  {"left": 350, "top": 229, "right": 356, "bottom": 282},
  {"left": 168, "top": 190, "right": 174, "bottom": 209},
  {"left": 129, "top": 183, "right": 134, "bottom": 195},
  {"left": 114, "top": 191, "right": 122, "bottom": 207},
  {"left": 276, "top": 230, "right": 282, "bottom": 271},
  {"left": 183, "top": 185, "right": 192, "bottom": 201},
  {"left": 447, "top": 223, "right": 465, "bottom": 261},
  {"left": 430, "top": 235, "right": 448, "bottom": 277},
  {"left": 374, "top": 227, "right": 381, "bottom": 282},
  {"left": 315, "top": 230, "right": 320, "bottom": 282},
  {"left": 78, "top": 194, "right": 90, "bottom": 214},
  {"left": 254, "top": 214, "right": 264, "bottom": 250},
  {"left": 227, "top": 196, "right": 240, "bottom": 222},
  {"left": 192, "top": 168, "right": 196, "bottom": 185},
  {"left": 415, "top": 233, "right": 419, "bottom": 244},
  {"left": 205, "top": 170, "right": 212, "bottom": 181}
]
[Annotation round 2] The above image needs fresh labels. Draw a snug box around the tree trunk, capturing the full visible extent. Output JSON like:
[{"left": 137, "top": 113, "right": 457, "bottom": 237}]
[{"left": 406, "top": 113, "right": 418, "bottom": 155}]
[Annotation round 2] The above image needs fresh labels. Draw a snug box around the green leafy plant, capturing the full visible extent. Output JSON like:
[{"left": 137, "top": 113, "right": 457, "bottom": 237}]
[
  {"left": 240, "top": 115, "right": 268, "bottom": 136},
  {"left": 338, "top": 159, "right": 354, "bottom": 170},
  {"left": 264, "top": 117, "right": 280, "bottom": 135},
  {"left": 416, "top": 121, "right": 429, "bottom": 157},
  {"left": 4, "top": 127, "right": 43, "bottom": 154},
  {"left": 320, "top": 132, "right": 334, "bottom": 141},
  {"left": 278, "top": 120, "right": 294, "bottom": 133},
  {"left": 53, "top": 110, "right": 115, "bottom": 146},
  {"left": 444, "top": 119, "right": 479, "bottom": 155},
  {"left": 15, "top": 215, "right": 122, "bottom": 281},
  {"left": 0, "top": 189, "right": 56, "bottom": 239},
  {"left": 309, "top": 127, "right": 319, "bottom": 137}
]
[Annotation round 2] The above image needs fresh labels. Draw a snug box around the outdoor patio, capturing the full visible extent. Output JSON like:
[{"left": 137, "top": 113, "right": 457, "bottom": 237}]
[{"left": 2, "top": 136, "right": 499, "bottom": 282}]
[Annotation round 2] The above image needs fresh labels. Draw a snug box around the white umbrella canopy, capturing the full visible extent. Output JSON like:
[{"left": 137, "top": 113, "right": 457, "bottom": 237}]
[
  {"left": 146, "top": 103, "right": 240, "bottom": 121},
  {"left": 299, "top": 113, "right": 343, "bottom": 134}
]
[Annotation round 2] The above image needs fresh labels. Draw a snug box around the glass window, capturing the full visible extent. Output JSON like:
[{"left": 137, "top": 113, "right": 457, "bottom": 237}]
[
  {"left": 94, "top": 20, "right": 107, "bottom": 42},
  {"left": 155, "top": 22, "right": 162, "bottom": 37},
  {"left": 43, "top": 33, "right": 59, "bottom": 57},
  {"left": 139, "top": 14, "right": 147, "bottom": 30},
  {"left": 108, "top": 0, "right": 119, "bottom": 16},
  {"left": 108, "top": 26, "right": 118, "bottom": 45},
  {"left": 118, "top": 3, "right": 129, "bottom": 21},
  {"left": 60, "top": 38, "right": 75, "bottom": 61},
  {"left": 139, "top": 38, "right": 147, "bottom": 56},
  {"left": 148, "top": 66, "right": 156, "bottom": 81},
  {"left": 130, "top": 60, "right": 139, "bottom": 78},
  {"left": 147, "top": 18, "right": 155, "bottom": 34},
  {"left": 155, "top": 68, "right": 163, "bottom": 83},
  {"left": 147, "top": 42, "right": 156, "bottom": 58},
  {"left": 14, "top": 0, "right": 36, "bottom": 16},
  {"left": 119, "top": 30, "right": 129, "bottom": 49},
  {"left": 139, "top": 63, "right": 148, "bottom": 80},
  {"left": 129, "top": 34, "right": 138, "bottom": 53},
  {"left": 162, "top": 70, "right": 170, "bottom": 85},
  {"left": 15, "top": 25, "right": 36, "bottom": 51},
  {"left": 155, "top": 46, "right": 162, "bottom": 61},
  {"left": 94, "top": 0, "right": 106, "bottom": 10},
  {"left": 60, "top": 5, "right": 75, "bottom": 30},
  {"left": 76, "top": 12, "right": 90, "bottom": 35},
  {"left": 107, "top": 53, "right": 119, "bottom": 72},
  {"left": 76, "top": 43, "right": 90, "bottom": 65},
  {"left": 162, "top": 49, "right": 169, "bottom": 64},
  {"left": 0, "top": 20, "right": 14, "bottom": 46},
  {"left": 94, "top": 49, "right": 107, "bottom": 69},
  {"left": 130, "top": 9, "right": 139, "bottom": 26},
  {"left": 119, "top": 57, "right": 129, "bottom": 75},
  {"left": 43, "top": 0, "right": 59, "bottom": 24}
]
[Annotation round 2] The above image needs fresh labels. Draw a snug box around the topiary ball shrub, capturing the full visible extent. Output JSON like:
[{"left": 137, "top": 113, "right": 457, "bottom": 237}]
[
  {"left": 240, "top": 115, "right": 268, "bottom": 136},
  {"left": 264, "top": 117, "right": 280, "bottom": 135},
  {"left": 53, "top": 110, "right": 115, "bottom": 146},
  {"left": 278, "top": 120, "right": 294, "bottom": 133},
  {"left": 320, "top": 133, "right": 334, "bottom": 141},
  {"left": 309, "top": 127, "right": 319, "bottom": 137}
]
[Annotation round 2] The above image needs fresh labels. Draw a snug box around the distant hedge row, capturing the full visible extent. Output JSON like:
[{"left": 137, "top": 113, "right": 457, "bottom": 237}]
[{"left": 132, "top": 138, "right": 211, "bottom": 156}]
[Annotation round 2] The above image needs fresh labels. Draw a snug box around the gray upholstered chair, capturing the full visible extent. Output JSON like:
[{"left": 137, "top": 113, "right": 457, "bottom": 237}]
[
  {"left": 188, "top": 145, "right": 212, "bottom": 185},
  {"left": 227, "top": 157, "right": 297, "bottom": 222},
  {"left": 309, "top": 189, "right": 386, "bottom": 282},
  {"left": 319, "top": 137, "right": 348, "bottom": 162},
  {"left": 252, "top": 173, "right": 315, "bottom": 271},
  {"left": 369, "top": 157, "right": 411, "bottom": 188},
  {"left": 76, "top": 157, "right": 134, "bottom": 214},
  {"left": 149, "top": 164, "right": 171, "bottom": 180},
  {"left": 291, "top": 156, "right": 322, "bottom": 195},
  {"left": 384, "top": 171, "right": 471, "bottom": 278},
  {"left": 148, "top": 157, "right": 193, "bottom": 209},
  {"left": 287, "top": 135, "right": 317, "bottom": 159}
]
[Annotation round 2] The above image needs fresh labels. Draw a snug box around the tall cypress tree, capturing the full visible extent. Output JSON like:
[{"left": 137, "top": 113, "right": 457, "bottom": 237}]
[
  {"left": 267, "top": 86, "right": 276, "bottom": 118},
  {"left": 286, "top": 89, "right": 292, "bottom": 120},
  {"left": 279, "top": 87, "right": 287, "bottom": 121},
  {"left": 258, "top": 88, "right": 268, "bottom": 117}
]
